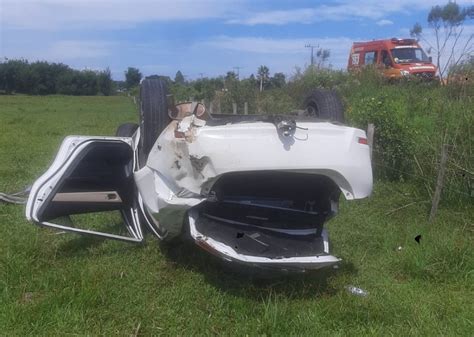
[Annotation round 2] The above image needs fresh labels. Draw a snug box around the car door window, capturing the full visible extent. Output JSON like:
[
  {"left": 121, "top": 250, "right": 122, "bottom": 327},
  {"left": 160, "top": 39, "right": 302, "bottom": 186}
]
[
  {"left": 381, "top": 50, "right": 392, "bottom": 67},
  {"left": 364, "top": 51, "right": 377, "bottom": 65}
]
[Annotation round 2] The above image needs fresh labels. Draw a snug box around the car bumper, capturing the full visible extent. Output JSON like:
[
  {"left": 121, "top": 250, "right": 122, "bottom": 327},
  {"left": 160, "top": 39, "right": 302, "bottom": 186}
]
[{"left": 187, "top": 209, "right": 341, "bottom": 271}]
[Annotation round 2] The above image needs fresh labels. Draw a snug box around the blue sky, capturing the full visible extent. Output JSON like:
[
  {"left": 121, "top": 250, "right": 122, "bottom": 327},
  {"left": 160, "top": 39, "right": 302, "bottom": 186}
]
[{"left": 0, "top": 0, "right": 472, "bottom": 80}]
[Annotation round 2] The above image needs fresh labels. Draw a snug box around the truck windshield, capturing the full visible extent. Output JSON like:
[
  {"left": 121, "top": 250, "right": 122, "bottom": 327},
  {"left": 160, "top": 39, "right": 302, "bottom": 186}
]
[{"left": 391, "top": 47, "right": 430, "bottom": 63}]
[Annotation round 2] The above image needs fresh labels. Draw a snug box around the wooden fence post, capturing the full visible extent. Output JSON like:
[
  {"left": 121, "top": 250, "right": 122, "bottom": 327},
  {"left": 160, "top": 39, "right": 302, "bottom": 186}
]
[
  {"left": 232, "top": 103, "right": 237, "bottom": 115},
  {"left": 429, "top": 144, "right": 449, "bottom": 223},
  {"left": 367, "top": 123, "right": 375, "bottom": 161}
]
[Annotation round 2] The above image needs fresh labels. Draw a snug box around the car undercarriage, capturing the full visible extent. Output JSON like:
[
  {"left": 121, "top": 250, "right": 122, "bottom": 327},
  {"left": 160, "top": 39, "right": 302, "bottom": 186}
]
[{"left": 24, "top": 78, "right": 373, "bottom": 272}]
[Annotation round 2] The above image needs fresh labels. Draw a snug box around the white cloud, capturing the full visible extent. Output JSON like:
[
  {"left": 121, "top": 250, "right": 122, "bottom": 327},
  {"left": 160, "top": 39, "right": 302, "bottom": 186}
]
[
  {"left": 227, "top": 0, "right": 474, "bottom": 26},
  {"left": 226, "top": 8, "right": 317, "bottom": 25},
  {"left": 2, "top": 0, "right": 472, "bottom": 30},
  {"left": 1, "top": 0, "right": 241, "bottom": 30},
  {"left": 201, "top": 36, "right": 354, "bottom": 71},
  {"left": 1, "top": 39, "right": 115, "bottom": 63},
  {"left": 46, "top": 40, "right": 114, "bottom": 59},
  {"left": 376, "top": 19, "right": 393, "bottom": 26}
]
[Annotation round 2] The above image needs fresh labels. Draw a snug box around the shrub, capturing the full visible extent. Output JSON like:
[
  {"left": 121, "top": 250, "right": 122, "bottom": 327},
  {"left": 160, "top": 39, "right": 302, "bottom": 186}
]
[
  {"left": 287, "top": 67, "right": 349, "bottom": 106},
  {"left": 349, "top": 95, "right": 414, "bottom": 180},
  {"left": 256, "top": 90, "right": 295, "bottom": 114}
]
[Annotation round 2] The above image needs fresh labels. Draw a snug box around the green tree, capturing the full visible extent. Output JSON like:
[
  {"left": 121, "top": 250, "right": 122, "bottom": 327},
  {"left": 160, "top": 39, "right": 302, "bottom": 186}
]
[
  {"left": 77, "top": 70, "right": 99, "bottom": 95},
  {"left": 225, "top": 71, "right": 237, "bottom": 82},
  {"left": 0, "top": 58, "right": 28, "bottom": 94},
  {"left": 270, "top": 72, "right": 286, "bottom": 89},
  {"left": 98, "top": 68, "right": 113, "bottom": 96},
  {"left": 316, "top": 48, "right": 331, "bottom": 69},
  {"left": 125, "top": 67, "right": 142, "bottom": 89},
  {"left": 174, "top": 70, "right": 185, "bottom": 85},
  {"left": 247, "top": 74, "right": 257, "bottom": 88},
  {"left": 224, "top": 71, "right": 237, "bottom": 90},
  {"left": 221, "top": 76, "right": 256, "bottom": 114},
  {"left": 28, "top": 61, "right": 63, "bottom": 94},
  {"left": 257, "top": 65, "right": 270, "bottom": 92},
  {"left": 410, "top": 1, "right": 474, "bottom": 81},
  {"left": 192, "top": 77, "right": 224, "bottom": 102},
  {"left": 57, "top": 70, "right": 77, "bottom": 95}
]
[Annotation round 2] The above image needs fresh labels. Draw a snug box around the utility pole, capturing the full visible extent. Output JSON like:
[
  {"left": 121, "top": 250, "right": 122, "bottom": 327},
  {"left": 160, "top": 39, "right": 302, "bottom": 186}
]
[
  {"left": 305, "top": 44, "right": 318, "bottom": 67},
  {"left": 233, "top": 66, "right": 242, "bottom": 80}
]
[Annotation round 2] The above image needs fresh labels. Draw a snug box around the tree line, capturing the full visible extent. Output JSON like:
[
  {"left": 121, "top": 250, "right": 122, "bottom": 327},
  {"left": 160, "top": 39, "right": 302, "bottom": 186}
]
[
  {"left": 0, "top": 59, "right": 114, "bottom": 95},
  {"left": 0, "top": 58, "right": 286, "bottom": 99},
  {"left": 2, "top": 0, "right": 471, "bottom": 96},
  {"left": 164, "top": 67, "right": 288, "bottom": 103}
]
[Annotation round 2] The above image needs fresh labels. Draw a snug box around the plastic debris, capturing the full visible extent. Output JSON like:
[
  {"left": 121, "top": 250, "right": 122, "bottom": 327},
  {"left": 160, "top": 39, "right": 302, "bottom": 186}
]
[
  {"left": 0, "top": 186, "right": 31, "bottom": 204},
  {"left": 346, "top": 285, "right": 368, "bottom": 297}
]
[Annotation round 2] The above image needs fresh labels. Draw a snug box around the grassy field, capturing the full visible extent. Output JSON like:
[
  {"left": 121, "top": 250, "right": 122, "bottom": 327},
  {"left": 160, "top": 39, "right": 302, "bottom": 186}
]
[{"left": 1, "top": 95, "right": 473, "bottom": 335}]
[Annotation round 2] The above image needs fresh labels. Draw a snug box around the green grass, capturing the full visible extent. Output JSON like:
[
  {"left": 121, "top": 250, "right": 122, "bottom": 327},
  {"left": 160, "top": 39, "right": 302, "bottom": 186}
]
[{"left": 1, "top": 95, "right": 473, "bottom": 335}]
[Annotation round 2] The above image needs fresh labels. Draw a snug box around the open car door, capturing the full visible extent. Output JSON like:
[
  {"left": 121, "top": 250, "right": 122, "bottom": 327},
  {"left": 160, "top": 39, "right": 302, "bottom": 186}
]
[{"left": 26, "top": 136, "right": 144, "bottom": 242}]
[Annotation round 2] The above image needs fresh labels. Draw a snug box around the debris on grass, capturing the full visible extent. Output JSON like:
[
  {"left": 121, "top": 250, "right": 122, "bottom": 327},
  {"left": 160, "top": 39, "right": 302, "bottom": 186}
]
[
  {"left": 346, "top": 285, "right": 368, "bottom": 297},
  {"left": 19, "top": 292, "right": 37, "bottom": 304}
]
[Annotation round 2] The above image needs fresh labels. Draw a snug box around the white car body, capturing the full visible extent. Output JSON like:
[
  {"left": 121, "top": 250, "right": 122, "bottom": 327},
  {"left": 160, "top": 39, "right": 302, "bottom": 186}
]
[{"left": 26, "top": 111, "right": 372, "bottom": 272}]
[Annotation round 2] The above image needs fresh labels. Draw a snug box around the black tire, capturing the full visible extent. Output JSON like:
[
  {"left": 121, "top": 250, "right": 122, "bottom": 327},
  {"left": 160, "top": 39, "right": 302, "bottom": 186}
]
[
  {"left": 115, "top": 122, "right": 139, "bottom": 137},
  {"left": 139, "top": 78, "right": 171, "bottom": 161},
  {"left": 303, "top": 89, "right": 345, "bottom": 123}
]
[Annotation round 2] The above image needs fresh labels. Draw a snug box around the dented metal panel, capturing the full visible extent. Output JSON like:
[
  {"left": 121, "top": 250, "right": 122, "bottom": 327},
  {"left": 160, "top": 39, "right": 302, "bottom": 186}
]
[{"left": 141, "top": 114, "right": 372, "bottom": 205}]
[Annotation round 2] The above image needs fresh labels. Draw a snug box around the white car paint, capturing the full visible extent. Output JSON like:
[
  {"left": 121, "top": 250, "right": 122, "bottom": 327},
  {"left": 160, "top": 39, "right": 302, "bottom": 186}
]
[
  {"left": 26, "top": 114, "right": 373, "bottom": 270},
  {"left": 136, "top": 114, "right": 372, "bottom": 233}
]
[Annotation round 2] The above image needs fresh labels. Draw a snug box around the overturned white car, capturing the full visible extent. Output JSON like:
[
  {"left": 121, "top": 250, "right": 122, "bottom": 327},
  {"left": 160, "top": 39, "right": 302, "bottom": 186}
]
[{"left": 26, "top": 78, "right": 372, "bottom": 272}]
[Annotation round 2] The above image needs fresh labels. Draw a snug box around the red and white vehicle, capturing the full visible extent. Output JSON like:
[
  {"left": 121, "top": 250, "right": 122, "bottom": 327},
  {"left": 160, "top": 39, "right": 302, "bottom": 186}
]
[
  {"left": 348, "top": 38, "right": 437, "bottom": 80},
  {"left": 26, "top": 79, "right": 373, "bottom": 272}
]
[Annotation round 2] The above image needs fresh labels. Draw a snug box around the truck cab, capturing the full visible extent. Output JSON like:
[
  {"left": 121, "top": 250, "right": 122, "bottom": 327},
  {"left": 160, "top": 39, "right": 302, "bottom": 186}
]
[{"left": 348, "top": 38, "right": 437, "bottom": 80}]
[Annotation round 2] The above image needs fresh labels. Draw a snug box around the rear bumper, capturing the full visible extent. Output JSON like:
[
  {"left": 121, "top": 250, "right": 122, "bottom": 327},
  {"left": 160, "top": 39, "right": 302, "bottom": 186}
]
[
  {"left": 187, "top": 209, "right": 340, "bottom": 271},
  {"left": 147, "top": 120, "right": 373, "bottom": 201}
]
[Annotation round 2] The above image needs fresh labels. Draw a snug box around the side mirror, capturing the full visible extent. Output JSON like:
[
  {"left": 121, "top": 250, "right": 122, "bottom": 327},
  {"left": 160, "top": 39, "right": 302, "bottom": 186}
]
[{"left": 428, "top": 56, "right": 433, "bottom": 63}]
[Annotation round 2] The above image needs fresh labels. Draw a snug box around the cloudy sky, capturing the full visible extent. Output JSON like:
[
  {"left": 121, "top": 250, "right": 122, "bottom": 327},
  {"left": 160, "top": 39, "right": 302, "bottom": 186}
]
[{"left": 0, "top": 0, "right": 472, "bottom": 80}]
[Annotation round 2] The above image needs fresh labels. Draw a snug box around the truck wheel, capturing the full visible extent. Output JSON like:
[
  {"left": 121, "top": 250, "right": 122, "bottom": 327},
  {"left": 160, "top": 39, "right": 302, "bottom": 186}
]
[
  {"left": 115, "top": 123, "right": 138, "bottom": 137},
  {"left": 139, "top": 78, "right": 171, "bottom": 162},
  {"left": 303, "top": 89, "right": 345, "bottom": 123}
]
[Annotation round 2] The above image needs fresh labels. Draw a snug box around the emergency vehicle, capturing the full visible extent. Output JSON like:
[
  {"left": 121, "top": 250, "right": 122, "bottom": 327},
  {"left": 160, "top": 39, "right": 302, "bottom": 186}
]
[{"left": 348, "top": 38, "right": 437, "bottom": 80}]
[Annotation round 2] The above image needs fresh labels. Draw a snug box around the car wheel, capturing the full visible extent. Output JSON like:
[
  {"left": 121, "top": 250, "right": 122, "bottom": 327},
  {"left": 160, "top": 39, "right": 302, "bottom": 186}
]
[
  {"left": 139, "top": 78, "right": 171, "bottom": 164},
  {"left": 303, "top": 89, "right": 345, "bottom": 123},
  {"left": 115, "top": 122, "right": 138, "bottom": 137}
]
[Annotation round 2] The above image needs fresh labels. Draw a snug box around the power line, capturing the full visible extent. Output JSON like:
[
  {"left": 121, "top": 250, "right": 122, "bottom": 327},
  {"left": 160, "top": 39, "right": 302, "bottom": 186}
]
[
  {"left": 233, "top": 66, "right": 243, "bottom": 80},
  {"left": 305, "top": 44, "right": 318, "bottom": 66}
]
